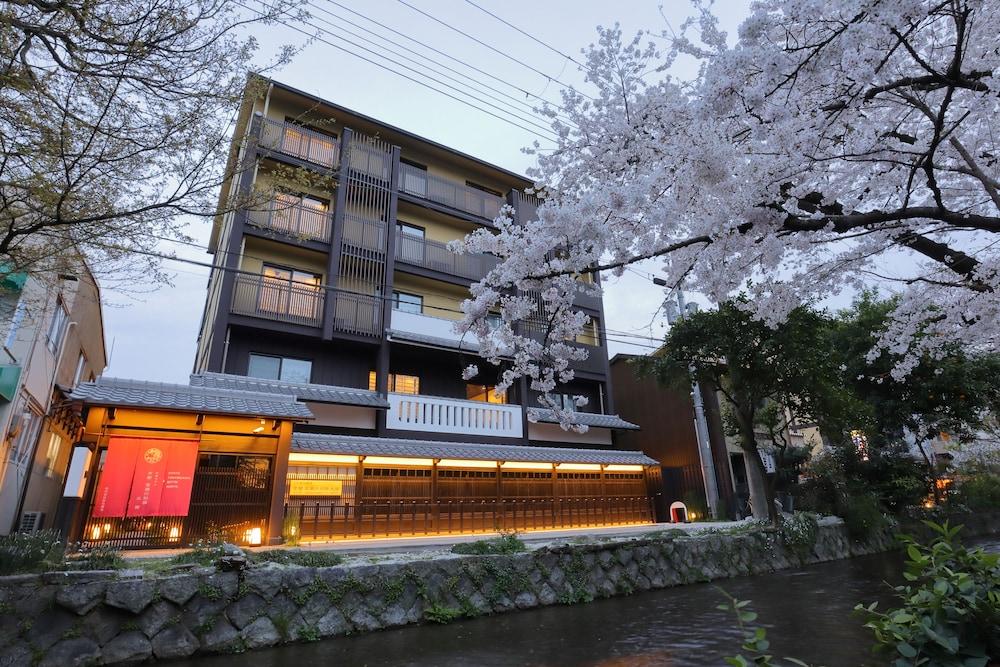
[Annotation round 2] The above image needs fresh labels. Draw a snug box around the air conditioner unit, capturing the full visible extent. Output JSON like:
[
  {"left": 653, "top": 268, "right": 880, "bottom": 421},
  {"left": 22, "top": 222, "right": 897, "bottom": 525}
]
[{"left": 19, "top": 511, "right": 44, "bottom": 533}]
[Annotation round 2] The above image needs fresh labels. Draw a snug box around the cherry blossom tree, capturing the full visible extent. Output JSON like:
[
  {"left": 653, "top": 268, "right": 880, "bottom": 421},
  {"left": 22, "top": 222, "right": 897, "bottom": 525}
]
[{"left": 454, "top": 0, "right": 1000, "bottom": 411}]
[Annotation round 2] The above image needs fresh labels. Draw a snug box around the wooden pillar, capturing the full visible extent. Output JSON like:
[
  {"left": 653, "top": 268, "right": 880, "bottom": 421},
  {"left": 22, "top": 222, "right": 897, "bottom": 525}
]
[
  {"left": 266, "top": 421, "right": 293, "bottom": 545},
  {"left": 354, "top": 456, "right": 365, "bottom": 535}
]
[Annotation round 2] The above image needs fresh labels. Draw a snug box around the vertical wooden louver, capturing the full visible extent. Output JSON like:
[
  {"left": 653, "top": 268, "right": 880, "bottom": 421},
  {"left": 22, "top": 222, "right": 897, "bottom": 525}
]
[{"left": 333, "top": 132, "right": 394, "bottom": 336}]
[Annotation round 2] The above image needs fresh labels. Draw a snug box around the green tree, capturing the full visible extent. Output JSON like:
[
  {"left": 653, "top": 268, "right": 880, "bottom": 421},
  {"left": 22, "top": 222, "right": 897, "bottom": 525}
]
[
  {"left": 831, "top": 293, "right": 1000, "bottom": 493},
  {"left": 0, "top": 0, "right": 301, "bottom": 287},
  {"left": 639, "top": 299, "right": 850, "bottom": 525}
]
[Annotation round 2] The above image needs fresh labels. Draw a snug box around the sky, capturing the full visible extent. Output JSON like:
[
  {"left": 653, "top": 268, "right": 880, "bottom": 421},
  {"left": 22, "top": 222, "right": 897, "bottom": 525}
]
[{"left": 102, "top": 0, "right": 757, "bottom": 382}]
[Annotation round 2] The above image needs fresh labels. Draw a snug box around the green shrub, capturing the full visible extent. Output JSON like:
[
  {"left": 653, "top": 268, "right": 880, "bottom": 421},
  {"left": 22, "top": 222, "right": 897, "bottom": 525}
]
[
  {"left": 857, "top": 521, "right": 1000, "bottom": 666},
  {"left": 451, "top": 531, "right": 526, "bottom": 555},
  {"left": 424, "top": 603, "right": 462, "bottom": 624},
  {"left": 0, "top": 530, "right": 64, "bottom": 575},
  {"left": 251, "top": 549, "right": 343, "bottom": 567},
  {"left": 779, "top": 512, "right": 819, "bottom": 557},
  {"left": 841, "top": 492, "right": 890, "bottom": 542},
  {"left": 954, "top": 468, "right": 1000, "bottom": 510},
  {"left": 64, "top": 544, "right": 125, "bottom": 570},
  {"left": 170, "top": 541, "right": 226, "bottom": 567}
]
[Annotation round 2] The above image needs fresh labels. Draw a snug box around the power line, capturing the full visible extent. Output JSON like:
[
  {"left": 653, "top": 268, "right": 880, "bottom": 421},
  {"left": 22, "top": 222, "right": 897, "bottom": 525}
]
[
  {"left": 461, "top": 0, "right": 593, "bottom": 74},
  {"left": 297, "top": 3, "right": 561, "bottom": 137},
  {"left": 394, "top": 0, "right": 595, "bottom": 100},
  {"left": 308, "top": 0, "right": 577, "bottom": 127},
  {"left": 319, "top": 0, "right": 575, "bottom": 115},
  {"left": 235, "top": 0, "right": 559, "bottom": 142}
]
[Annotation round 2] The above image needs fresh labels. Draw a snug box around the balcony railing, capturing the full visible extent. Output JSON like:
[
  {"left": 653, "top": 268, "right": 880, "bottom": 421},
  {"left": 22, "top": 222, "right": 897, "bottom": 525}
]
[
  {"left": 231, "top": 274, "right": 324, "bottom": 327},
  {"left": 342, "top": 212, "right": 387, "bottom": 252},
  {"left": 395, "top": 232, "right": 498, "bottom": 280},
  {"left": 397, "top": 162, "right": 504, "bottom": 220},
  {"left": 257, "top": 117, "right": 340, "bottom": 169},
  {"left": 330, "top": 290, "right": 382, "bottom": 337},
  {"left": 246, "top": 200, "right": 332, "bottom": 243},
  {"left": 386, "top": 393, "right": 523, "bottom": 438},
  {"left": 390, "top": 309, "right": 464, "bottom": 343}
]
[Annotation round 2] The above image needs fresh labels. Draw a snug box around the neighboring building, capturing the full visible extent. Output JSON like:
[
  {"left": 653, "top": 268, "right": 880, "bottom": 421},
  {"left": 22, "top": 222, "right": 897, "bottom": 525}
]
[
  {"left": 0, "top": 260, "right": 106, "bottom": 534},
  {"left": 609, "top": 354, "right": 735, "bottom": 520},
  {"left": 61, "top": 78, "right": 660, "bottom": 549}
]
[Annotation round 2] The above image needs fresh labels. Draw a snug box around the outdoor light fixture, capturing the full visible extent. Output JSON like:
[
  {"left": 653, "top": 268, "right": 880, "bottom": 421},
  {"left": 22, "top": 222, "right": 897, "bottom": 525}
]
[
  {"left": 91, "top": 525, "right": 102, "bottom": 540},
  {"left": 500, "top": 461, "right": 553, "bottom": 470},
  {"left": 364, "top": 456, "right": 434, "bottom": 466},
  {"left": 555, "top": 463, "right": 602, "bottom": 472},
  {"left": 603, "top": 464, "right": 644, "bottom": 472},
  {"left": 244, "top": 527, "right": 263, "bottom": 546},
  {"left": 168, "top": 526, "right": 181, "bottom": 542},
  {"left": 252, "top": 419, "right": 266, "bottom": 434}
]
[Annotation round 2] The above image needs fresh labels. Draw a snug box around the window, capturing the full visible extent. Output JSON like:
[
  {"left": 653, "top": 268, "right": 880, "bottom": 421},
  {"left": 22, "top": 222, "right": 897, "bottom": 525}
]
[
  {"left": 46, "top": 299, "right": 68, "bottom": 353},
  {"left": 466, "top": 181, "right": 503, "bottom": 197},
  {"left": 4, "top": 298, "right": 26, "bottom": 349},
  {"left": 369, "top": 371, "right": 420, "bottom": 394},
  {"left": 553, "top": 393, "right": 578, "bottom": 412},
  {"left": 44, "top": 433, "right": 63, "bottom": 478},
  {"left": 248, "top": 353, "right": 312, "bottom": 383},
  {"left": 396, "top": 222, "right": 425, "bottom": 239},
  {"left": 73, "top": 353, "right": 87, "bottom": 386},
  {"left": 259, "top": 264, "right": 322, "bottom": 319},
  {"left": 271, "top": 192, "right": 329, "bottom": 238},
  {"left": 399, "top": 158, "right": 428, "bottom": 196},
  {"left": 486, "top": 312, "right": 502, "bottom": 330},
  {"left": 392, "top": 291, "right": 423, "bottom": 314},
  {"left": 396, "top": 223, "right": 426, "bottom": 264},
  {"left": 466, "top": 384, "right": 507, "bottom": 404}
]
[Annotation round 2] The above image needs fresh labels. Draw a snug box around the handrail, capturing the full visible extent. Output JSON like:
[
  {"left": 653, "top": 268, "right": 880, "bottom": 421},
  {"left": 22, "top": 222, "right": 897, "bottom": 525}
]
[
  {"left": 394, "top": 231, "right": 498, "bottom": 279},
  {"left": 246, "top": 199, "right": 332, "bottom": 242},
  {"left": 230, "top": 273, "right": 325, "bottom": 327},
  {"left": 257, "top": 117, "right": 340, "bottom": 169},
  {"left": 397, "top": 162, "right": 503, "bottom": 220}
]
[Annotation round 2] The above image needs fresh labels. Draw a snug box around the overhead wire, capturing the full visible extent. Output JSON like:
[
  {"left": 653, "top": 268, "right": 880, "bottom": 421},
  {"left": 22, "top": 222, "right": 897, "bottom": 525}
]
[
  {"left": 394, "top": 0, "right": 595, "bottom": 100},
  {"left": 308, "top": 0, "right": 577, "bottom": 127},
  {"left": 234, "top": 0, "right": 559, "bottom": 142}
]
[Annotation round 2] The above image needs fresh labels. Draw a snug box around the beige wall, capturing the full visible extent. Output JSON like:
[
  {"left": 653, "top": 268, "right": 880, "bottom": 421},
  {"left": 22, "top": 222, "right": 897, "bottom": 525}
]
[{"left": 392, "top": 274, "right": 469, "bottom": 321}]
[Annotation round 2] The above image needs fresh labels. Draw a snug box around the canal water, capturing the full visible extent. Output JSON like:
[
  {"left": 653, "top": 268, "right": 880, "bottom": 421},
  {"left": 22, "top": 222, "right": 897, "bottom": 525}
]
[{"left": 182, "top": 537, "right": 1000, "bottom": 667}]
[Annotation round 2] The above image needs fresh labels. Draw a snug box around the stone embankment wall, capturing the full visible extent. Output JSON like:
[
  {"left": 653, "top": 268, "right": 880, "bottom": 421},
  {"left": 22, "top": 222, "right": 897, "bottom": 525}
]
[{"left": 2, "top": 514, "right": 997, "bottom": 666}]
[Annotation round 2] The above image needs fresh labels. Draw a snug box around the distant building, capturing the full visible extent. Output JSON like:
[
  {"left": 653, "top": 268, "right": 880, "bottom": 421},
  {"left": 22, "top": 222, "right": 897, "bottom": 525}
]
[
  {"left": 0, "top": 260, "right": 106, "bottom": 534},
  {"left": 609, "top": 354, "right": 736, "bottom": 520}
]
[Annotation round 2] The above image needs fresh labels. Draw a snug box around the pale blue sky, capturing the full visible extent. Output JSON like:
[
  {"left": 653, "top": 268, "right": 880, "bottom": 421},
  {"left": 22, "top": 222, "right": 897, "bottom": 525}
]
[{"left": 103, "top": 0, "right": 755, "bottom": 382}]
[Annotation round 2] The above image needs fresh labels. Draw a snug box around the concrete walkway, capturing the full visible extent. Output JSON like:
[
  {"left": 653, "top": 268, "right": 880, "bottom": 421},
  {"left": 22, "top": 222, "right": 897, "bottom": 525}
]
[{"left": 123, "top": 520, "right": 740, "bottom": 560}]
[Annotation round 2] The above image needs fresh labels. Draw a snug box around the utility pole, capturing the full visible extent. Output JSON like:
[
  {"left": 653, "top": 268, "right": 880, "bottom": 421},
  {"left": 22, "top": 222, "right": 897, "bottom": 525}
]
[{"left": 661, "top": 284, "right": 721, "bottom": 520}]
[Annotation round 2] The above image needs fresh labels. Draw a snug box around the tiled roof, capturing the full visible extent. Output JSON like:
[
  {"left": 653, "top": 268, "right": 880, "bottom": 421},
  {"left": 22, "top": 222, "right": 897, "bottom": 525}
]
[
  {"left": 69, "top": 377, "right": 314, "bottom": 420},
  {"left": 527, "top": 409, "right": 640, "bottom": 431},
  {"left": 292, "top": 433, "right": 657, "bottom": 466},
  {"left": 386, "top": 329, "right": 481, "bottom": 353},
  {"left": 189, "top": 372, "right": 388, "bottom": 409}
]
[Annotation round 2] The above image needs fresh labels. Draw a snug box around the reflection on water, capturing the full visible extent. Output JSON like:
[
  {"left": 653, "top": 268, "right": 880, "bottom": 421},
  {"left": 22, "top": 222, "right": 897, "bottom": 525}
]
[{"left": 181, "top": 538, "right": 1000, "bottom": 667}]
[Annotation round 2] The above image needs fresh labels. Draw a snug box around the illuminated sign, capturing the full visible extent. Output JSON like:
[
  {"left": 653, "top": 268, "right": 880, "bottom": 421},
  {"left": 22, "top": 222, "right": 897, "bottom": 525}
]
[{"left": 288, "top": 479, "right": 343, "bottom": 496}]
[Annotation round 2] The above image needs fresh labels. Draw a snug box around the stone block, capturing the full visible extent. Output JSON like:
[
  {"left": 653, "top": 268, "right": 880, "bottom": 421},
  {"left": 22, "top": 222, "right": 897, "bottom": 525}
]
[
  {"left": 245, "top": 565, "right": 284, "bottom": 600},
  {"left": 200, "top": 618, "right": 241, "bottom": 653},
  {"left": 226, "top": 592, "right": 265, "bottom": 630},
  {"left": 157, "top": 574, "right": 200, "bottom": 606},
  {"left": 55, "top": 580, "right": 107, "bottom": 615},
  {"left": 38, "top": 638, "right": 101, "bottom": 667},
  {"left": 151, "top": 625, "right": 199, "bottom": 660},
  {"left": 138, "top": 599, "right": 176, "bottom": 638},
  {"left": 315, "top": 607, "right": 349, "bottom": 638},
  {"left": 82, "top": 606, "right": 132, "bottom": 645},
  {"left": 101, "top": 630, "right": 152, "bottom": 665},
  {"left": 241, "top": 616, "right": 280, "bottom": 649},
  {"left": 25, "top": 607, "right": 76, "bottom": 652},
  {"left": 513, "top": 591, "right": 538, "bottom": 609},
  {"left": 105, "top": 579, "right": 155, "bottom": 614},
  {"left": 348, "top": 607, "right": 381, "bottom": 633},
  {"left": 0, "top": 643, "right": 32, "bottom": 667}
]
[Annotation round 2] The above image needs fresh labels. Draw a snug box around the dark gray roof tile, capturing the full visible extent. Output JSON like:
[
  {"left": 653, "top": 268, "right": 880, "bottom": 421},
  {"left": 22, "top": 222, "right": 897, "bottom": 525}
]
[
  {"left": 527, "top": 409, "right": 640, "bottom": 430},
  {"left": 69, "top": 377, "right": 313, "bottom": 420},
  {"left": 189, "top": 372, "right": 388, "bottom": 408},
  {"left": 291, "top": 433, "right": 656, "bottom": 466}
]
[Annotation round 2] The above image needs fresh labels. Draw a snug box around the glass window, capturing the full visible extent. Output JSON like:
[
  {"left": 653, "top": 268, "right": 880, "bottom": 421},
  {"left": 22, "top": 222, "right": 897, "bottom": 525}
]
[
  {"left": 392, "top": 291, "right": 423, "bottom": 314},
  {"left": 46, "top": 299, "right": 68, "bottom": 353},
  {"left": 248, "top": 353, "right": 312, "bottom": 383},
  {"left": 44, "top": 433, "right": 63, "bottom": 478},
  {"left": 396, "top": 223, "right": 425, "bottom": 239},
  {"left": 4, "top": 298, "right": 26, "bottom": 349},
  {"left": 466, "top": 384, "right": 507, "bottom": 404},
  {"left": 553, "top": 393, "right": 578, "bottom": 412},
  {"left": 369, "top": 371, "right": 420, "bottom": 394},
  {"left": 73, "top": 353, "right": 87, "bottom": 386}
]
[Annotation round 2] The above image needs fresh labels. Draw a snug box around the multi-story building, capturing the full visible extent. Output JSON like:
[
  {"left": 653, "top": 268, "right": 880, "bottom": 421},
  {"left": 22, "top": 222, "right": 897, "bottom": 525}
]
[
  {"left": 54, "top": 78, "right": 658, "bottom": 549},
  {"left": 194, "top": 78, "right": 616, "bottom": 439},
  {"left": 0, "top": 259, "right": 106, "bottom": 534}
]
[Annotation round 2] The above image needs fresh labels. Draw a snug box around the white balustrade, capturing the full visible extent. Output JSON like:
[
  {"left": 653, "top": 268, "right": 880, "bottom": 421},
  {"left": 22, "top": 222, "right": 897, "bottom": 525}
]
[
  {"left": 386, "top": 393, "right": 523, "bottom": 438},
  {"left": 390, "top": 309, "right": 464, "bottom": 343}
]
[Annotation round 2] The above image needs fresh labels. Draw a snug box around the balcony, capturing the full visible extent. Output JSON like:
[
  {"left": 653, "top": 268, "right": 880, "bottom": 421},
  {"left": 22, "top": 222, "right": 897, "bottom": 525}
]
[
  {"left": 231, "top": 274, "right": 325, "bottom": 327},
  {"left": 257, "top": 117, "right": 340, "bottom": 169},
  {"left": 386, "top": 393, "right": 523, "bottom": 438},
  {"left": 390, "top": 309, "right": 464, "bottom": 344},
  {"left": 398, "top": 162, "right": 504, "bottom": 220},
  {"left": 395, "top": 232, "right": 498, "bottom": 280},
  {"left": 330, "top": 290, "right": 382, "bottom": 337},
  {"left": 342, "top": 212, "right": 387, "bottom": 253},
  {"left": 246, "top": 200, "right": 332, "bottom": 243}
]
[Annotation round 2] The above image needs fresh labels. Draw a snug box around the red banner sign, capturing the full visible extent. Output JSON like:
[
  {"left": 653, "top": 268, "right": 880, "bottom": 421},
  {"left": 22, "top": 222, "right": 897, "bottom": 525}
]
[{"left": 92, "top": 438, "right": 198, "bottom": 518}]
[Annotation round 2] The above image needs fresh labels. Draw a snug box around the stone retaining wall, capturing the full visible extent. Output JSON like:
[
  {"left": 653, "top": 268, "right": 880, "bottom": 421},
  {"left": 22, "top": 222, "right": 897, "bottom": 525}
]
[{"left": 2, "top": 513, "right": 997, "bottom": 666}]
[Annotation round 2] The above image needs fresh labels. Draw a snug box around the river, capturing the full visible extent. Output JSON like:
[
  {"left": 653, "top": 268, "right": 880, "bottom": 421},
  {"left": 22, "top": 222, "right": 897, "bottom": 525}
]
[{"left": 180, "top": 537, "right": 1000, "bottom": 667}]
